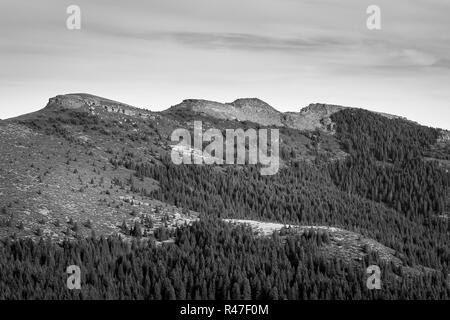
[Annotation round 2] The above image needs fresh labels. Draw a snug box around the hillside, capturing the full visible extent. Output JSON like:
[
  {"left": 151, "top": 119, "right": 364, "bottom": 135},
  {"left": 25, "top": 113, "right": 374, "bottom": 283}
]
[{"left": 0, "top": 93, "right": 449, "bottom": 299}]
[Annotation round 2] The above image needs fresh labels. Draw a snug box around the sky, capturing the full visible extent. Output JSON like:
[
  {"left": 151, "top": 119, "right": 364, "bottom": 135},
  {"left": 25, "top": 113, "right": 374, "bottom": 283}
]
[{"left": 0, "top": 0, "right": 449, "bottom": 129}]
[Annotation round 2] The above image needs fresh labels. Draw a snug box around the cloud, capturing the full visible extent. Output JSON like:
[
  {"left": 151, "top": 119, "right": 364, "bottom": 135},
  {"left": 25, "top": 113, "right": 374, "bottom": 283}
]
[
  {"left": 155, "top": 32, "right": 354, "bottom": 55},
  {"left": 399, "top": 49, "right": 438, "bottom": 67},
  {"left": 369, "top": 48, "right": 448, "bottom": 70},
  {"left": 85, "top": 19, "right": 349, "bottom": 54}
]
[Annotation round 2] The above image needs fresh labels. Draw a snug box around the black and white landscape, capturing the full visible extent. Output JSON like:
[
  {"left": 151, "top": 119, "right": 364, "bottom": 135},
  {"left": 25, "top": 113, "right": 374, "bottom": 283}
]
[{"left": 0, "top": 1, "right": 449, "bottom": 301}]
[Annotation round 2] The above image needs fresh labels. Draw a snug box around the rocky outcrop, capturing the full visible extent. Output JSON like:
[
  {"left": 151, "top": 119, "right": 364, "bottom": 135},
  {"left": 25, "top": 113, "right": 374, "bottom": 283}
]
[
  {"left": 167, "top": 100, "right": 346, "bottom": 132},
  {"left": 438, "top": 130, "right": 450, "bottom": 143},
  {"left": 45, "top": 93, "right": 154, "bottom": 119},
  {"left": 166, "top": 98, "right": 416, "bottom": 134},
  {"left": 283, "top": 103, "right": 347, "bottom": 132},
  {"left": 168, "top": 98, "right": 284, "bottom": 126}
]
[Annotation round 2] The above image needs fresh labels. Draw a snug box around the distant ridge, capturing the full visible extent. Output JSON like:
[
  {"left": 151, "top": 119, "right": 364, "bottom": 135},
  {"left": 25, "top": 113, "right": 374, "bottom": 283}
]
[{"left": 7, "top": 93, "right": 412, "bottom": 133}]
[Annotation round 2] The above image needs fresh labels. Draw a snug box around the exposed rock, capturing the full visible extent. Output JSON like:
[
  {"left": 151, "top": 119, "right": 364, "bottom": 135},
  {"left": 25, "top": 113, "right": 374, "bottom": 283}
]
[
  {"left": 44, "top": 93, "right": 154, "bottom": 119},
  {"left": 166, "top": 99, "right": 413, "bottom": 134},
  {"left": 167, "top": 99, "right": 340, "bottom": 131},
  {"left": 438, "top": 130, "right": 450, "bottom": 143}
]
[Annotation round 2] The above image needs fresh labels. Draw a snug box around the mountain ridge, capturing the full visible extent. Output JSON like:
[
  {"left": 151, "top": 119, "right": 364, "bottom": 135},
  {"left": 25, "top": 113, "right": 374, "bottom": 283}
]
[{"left": 4, "top": 93, "right": 414, "bottom": 132}]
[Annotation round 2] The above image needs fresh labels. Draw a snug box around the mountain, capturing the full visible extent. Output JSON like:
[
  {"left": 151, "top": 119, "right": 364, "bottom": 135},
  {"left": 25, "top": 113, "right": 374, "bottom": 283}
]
[
  {"left": 0, "top": 93, "right": 449, "bottom": 299},
  {"left": 166, "top": 98, "right": 345, "bottom": 131},
  {"left": 167, "top": 98, "right": 285, "bottom": 127},
  {"left": 166, "top": 98, "right": 408, "bottom": 133}
]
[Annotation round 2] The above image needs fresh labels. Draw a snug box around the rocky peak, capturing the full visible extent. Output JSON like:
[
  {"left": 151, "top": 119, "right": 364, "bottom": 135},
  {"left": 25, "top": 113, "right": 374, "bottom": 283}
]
[
  {"left": 44, "top": 93, "right": 152, "bottom": 118},
  {"left": 167, "top": 98, "right": 283, "bottom": 126},
  {"left": 300, "top": 103, "right": 347, "bottom": 116},
  {"left": 172, "top": 99, "right": 225, "bottom": 111},
  {"left": 45, "top": 94, "right": 91, "bottom": 110},
  {"left": 229, "top": 98, "right": 280, "bottom": 114}
]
